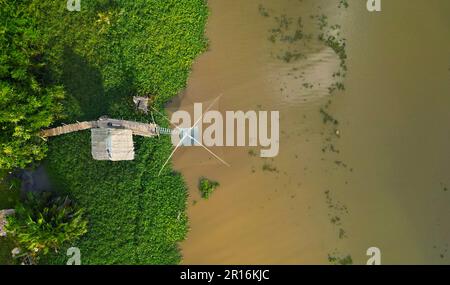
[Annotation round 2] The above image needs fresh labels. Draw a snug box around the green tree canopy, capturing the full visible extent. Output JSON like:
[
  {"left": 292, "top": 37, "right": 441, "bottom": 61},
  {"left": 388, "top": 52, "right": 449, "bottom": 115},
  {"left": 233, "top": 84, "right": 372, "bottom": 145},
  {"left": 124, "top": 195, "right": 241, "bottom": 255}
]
[{"left": 0, "top": 0, "right": 64, "bottom": 170}]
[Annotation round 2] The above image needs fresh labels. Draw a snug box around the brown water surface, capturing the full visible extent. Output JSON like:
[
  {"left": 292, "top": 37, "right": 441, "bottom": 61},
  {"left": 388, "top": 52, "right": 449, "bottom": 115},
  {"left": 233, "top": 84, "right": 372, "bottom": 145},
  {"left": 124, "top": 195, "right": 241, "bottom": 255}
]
[{"left": 168, "top": 0, "right": 450, "bottom": 264}]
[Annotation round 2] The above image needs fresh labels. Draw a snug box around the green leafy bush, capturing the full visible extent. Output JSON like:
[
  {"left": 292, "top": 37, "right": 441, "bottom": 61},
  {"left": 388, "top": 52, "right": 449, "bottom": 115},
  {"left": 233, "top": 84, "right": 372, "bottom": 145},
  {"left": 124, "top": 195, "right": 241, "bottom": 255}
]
[
  {"left": 6, "top": 193, "right": 87, "bottom": 257},
  {"left": 328, "top": 254, "right": 353, "bottom": 265},
  {"left": 0, "top": 0, "right": 64, "bottom": 170},
  {"left": 198, "top": 177, "right": 219, "bottom": 199}
]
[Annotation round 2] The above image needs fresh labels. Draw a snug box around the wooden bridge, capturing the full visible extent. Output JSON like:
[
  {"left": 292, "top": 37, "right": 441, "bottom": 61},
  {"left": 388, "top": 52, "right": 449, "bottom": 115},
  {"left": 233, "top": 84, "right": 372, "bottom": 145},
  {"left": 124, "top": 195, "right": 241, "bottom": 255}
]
[{"left": 40, "top": 117, "right": 159, "bottom": 138}]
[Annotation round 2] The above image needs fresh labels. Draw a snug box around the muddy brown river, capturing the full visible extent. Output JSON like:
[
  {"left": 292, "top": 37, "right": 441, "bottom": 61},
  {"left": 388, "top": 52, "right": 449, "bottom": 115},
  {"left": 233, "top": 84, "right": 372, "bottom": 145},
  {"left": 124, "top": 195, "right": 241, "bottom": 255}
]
[{"left": 168, "top": 0, "right": 450, "bottom": 264}]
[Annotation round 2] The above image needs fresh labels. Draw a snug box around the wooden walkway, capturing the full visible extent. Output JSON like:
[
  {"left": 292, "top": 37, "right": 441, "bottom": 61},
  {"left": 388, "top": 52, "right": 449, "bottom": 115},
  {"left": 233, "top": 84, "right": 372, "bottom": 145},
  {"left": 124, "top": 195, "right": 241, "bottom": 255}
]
[
  {"left": 40, "top": 118, "right": 159, "bottom": 138},
  {"left": 40, "top": 121, "right": 97, "bottom": 138}
]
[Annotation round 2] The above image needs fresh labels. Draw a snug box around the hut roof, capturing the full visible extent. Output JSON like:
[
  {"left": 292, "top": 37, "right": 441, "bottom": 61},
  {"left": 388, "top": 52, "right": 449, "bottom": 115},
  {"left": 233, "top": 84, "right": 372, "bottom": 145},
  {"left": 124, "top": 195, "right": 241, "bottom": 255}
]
[{"left": 91, "top": 128, "right": 134, "bottom": 161}]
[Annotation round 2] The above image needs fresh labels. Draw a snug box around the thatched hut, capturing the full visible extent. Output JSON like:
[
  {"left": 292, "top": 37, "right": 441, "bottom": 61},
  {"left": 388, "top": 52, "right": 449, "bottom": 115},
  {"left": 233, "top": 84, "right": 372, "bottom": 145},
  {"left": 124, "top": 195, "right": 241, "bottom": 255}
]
[
  {"left": 133, "top": 96, "right": 151, "bottom": 114},
  {"left": 91, "top": 128, "right": 135, "bottom": 161}
]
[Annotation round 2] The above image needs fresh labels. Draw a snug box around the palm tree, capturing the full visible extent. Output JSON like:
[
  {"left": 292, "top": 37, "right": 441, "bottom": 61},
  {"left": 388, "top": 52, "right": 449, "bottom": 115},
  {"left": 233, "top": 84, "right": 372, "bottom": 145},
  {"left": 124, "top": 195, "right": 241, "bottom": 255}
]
[{"left": 6, "top": 193, "right": 87, "bottom": 257}]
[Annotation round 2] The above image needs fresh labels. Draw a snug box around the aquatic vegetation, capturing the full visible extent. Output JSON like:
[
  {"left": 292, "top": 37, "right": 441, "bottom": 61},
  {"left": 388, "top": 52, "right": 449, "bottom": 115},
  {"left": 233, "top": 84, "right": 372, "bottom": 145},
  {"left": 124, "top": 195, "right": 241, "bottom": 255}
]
[
  {"left": 328, "top": 82, "right": 346, "bottom": 94},
  {"left": 303, "top": 83, "right": 314, "bottom": 89},
  {"left": 268, "top": 15, "right": 303, "bottom": 44},
  {"left": 198, "top": 177, "right": 220, "bottom": 199},
  {"left": 321, "top": 34, "right": 347, "bottom": 69},
  {"left": 259, "top": 8, "right": 310, "bottom": 65},
  {"left": 310, "top": 13, "right": 348, "bottom": 95},
  {"left": 278, "top": 51, "right": 306, "bottom": 63},
  {"left": 248, "top": 149, "right": 258, "bottom": 157},
  {"left": 330, "top": 216, "right": 341, "bottom": 225},
  {"left": 338, "top": 228, "right": 347, "bottom": 239},
  {"left": 315, "top": 14, "right": 329, "bottom": 31},
  {"left": 328, "top": 253, "right": 353, "bottom": 265},
  {"left": 437, "top": 244, "right": 448, "bottom": 259},
  {"left": 334, "top": 160, "right": 348, "bottom": 168},
  {"left": 317, "top": 19, "right": 347, "bottom": 75},
  {"left": 320, "top": 109, "right": 339, "bottom": 125},
  {"left": 258, "top": 4, "right": 270, "bottom": 18},
  {"left": 322, "top": 144, "right": 339, "bottom": 154},
  {"left": 259, "top": 4, "right": 348, "bottom": 99},
  {"left": 338, "top": 0, "right": 349, "bottom": 9},
  {"left": 325, "top": 190, "right": 349, "bottom": 240},
  {"left": 262, "top": 162, "right": 278, "bottom": 173}
]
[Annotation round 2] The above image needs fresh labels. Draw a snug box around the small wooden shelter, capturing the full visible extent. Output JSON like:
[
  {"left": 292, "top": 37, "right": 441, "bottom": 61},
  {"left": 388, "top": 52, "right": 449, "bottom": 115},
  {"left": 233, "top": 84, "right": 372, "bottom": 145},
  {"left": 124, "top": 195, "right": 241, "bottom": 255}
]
[
  {"left": 91, "top": 128, "right": 135, "bottom": 161},
  {"left": 133, "top": 96, "right": 151, "bottom": 114}
]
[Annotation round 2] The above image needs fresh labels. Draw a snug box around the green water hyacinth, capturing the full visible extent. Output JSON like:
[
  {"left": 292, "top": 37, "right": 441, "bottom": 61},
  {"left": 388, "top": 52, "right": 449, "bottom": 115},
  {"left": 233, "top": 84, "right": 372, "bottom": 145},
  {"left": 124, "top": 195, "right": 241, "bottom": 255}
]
[{"left": 199, "top": 177, "right": 220, "bottom": 199}]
